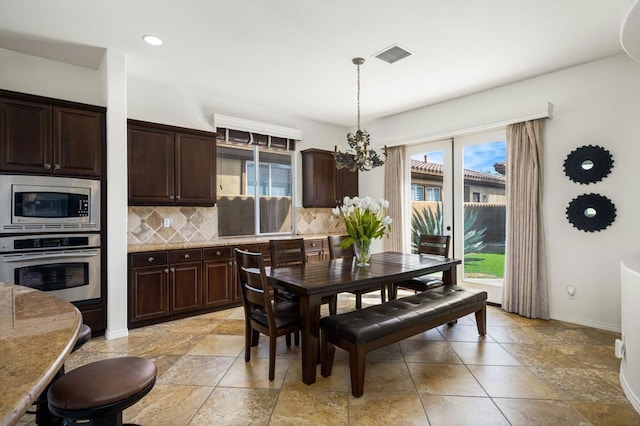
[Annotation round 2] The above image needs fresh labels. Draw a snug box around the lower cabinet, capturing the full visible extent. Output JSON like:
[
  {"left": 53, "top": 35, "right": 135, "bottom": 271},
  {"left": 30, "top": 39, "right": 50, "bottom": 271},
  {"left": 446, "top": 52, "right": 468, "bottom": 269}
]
[
  {"left": 129, "top": 249, "right": 202, "bottom": 325},
  {"left": 128, "top": 240, "right": 325, "bottom": 327}
]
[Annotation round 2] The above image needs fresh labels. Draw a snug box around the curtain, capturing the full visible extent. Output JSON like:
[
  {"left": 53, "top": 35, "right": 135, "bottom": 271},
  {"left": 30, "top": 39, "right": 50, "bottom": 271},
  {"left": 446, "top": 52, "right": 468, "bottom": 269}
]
[
  {"left": 502, "top": 119, "right": 549, "bottom": 319},
  {"left": 383, "top": 145, "right": 406, "bottom": 252}
]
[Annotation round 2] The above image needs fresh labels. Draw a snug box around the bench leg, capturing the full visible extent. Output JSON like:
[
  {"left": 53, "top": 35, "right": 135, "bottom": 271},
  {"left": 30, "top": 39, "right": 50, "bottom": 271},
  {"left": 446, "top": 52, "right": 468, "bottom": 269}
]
[
  {"left": 320, "top": 330, "right": 335, "bottom": 377},
  {"left": 350, "top": 346, "right": 367, "bottom": 398},
  {"left": 475, "top": 305, "right": 487, "bottom": 336}
]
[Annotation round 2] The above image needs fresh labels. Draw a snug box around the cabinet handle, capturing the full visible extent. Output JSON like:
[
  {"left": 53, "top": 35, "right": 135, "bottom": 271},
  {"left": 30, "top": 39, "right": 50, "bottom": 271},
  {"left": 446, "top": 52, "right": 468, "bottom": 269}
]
[
  {"left": 44, "top": 163, "right": 52, "bottom": 170},
  {"left": 311, "top": 242, "right": 316, "bottom": 247},
  {"left": 183, "top": 254, "right": 190, "bottom": 259},
  {"left": 54, "top": 163, "right": 61, "bottom": 170},
  {"left": 169, "top": 195, "right": 175, "bottom": 200},
  {"left": 175, "top": 195, "right": 181, "bottom": 200},
  {"left": 216, "top": 251, "right": 221, "bottom": 256},
  {"left": 148, "top": 256, "right": 155, "bottom": 262},
  {"left": 170, "top": 267, "right": 175, "bottom": 273},
  {"left": 163, "top": 268, "right": 169, "bottom": 273},
  {"left": 228, "top": 261, "right": 233, "bottom": 266}
]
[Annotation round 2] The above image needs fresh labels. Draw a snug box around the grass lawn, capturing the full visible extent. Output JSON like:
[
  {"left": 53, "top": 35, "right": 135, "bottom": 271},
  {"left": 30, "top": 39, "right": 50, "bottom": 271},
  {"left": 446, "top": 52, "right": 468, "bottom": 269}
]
[{"left": 464, "top": 253, "right": 505, "bottom": 278}]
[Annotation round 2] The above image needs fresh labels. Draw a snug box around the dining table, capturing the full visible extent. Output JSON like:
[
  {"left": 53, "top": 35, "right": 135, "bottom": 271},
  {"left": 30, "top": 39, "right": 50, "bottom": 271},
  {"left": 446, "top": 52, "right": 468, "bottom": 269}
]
[
  {"left": 267, "top": 251, "right": 461, "bottom": 385},
  {"left": 0, "top": 282, "right": 82, "bottom": 426}
]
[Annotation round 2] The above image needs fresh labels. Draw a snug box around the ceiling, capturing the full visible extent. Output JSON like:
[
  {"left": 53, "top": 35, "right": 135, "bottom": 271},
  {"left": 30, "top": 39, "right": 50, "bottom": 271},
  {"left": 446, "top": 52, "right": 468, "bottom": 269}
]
[{"left": 0, "top": 1, "right": 624, "bottom": 127}]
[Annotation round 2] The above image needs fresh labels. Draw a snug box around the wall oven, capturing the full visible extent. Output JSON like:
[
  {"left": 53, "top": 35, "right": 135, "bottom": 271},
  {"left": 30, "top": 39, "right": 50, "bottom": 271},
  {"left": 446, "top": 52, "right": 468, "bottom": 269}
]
[
  {"left": 0, "top": 174, "right": 100, "bottom": 234},
  {"left": 0, "top": 234, "right": 100, "bottom": 302}
]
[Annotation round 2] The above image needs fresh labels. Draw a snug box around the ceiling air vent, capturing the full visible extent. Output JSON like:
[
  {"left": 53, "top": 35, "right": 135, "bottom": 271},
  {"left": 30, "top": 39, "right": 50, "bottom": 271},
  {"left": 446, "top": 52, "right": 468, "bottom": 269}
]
[{"left": 374, "top": 44, "right": 413, "bottom": 64}]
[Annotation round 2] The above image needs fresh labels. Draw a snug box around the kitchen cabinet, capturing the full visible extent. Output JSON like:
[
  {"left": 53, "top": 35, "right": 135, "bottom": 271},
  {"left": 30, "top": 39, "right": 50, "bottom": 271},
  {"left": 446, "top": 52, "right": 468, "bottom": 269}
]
[
  {"left": 128, "top": 249, "right": 202, "bottom": 325},
  {"left": 0, "top": 95, "right": 105, "bottom": 177},
  {"left": 203, "top": 243, "right": 267, "bottom": 309},
  {"left": 127, "top": 120, "right": 216, "bottom": 206},
  {"left": 301, "top": 148, "right": 358, "bottom": 208}
]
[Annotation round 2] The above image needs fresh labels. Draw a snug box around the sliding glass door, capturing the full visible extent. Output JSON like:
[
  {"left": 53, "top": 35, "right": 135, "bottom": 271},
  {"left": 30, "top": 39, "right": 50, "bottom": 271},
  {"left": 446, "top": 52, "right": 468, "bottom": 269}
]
[{"left": 407, "top": 129, "right": 506, "bottom": 304}]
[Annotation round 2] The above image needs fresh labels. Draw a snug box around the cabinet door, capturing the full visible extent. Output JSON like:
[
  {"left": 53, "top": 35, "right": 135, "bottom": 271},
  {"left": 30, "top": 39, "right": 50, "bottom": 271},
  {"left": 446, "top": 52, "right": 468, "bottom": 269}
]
[
  {"left": 170, "top": 262, "right": 202, "bottom": 313},
  {"left": 0, "top": 98, "right": 52, "bottom": 173},
  {"left": 336, "top": 167, "right": 358, "bottom": 202},
  {"left": 304, "top": 239, "right": 325, "bottom": 262},
  {"left": 302, "top": 150, "right": 337, "bottom": 208},
  {"left": 129, "top": 266, "right": 170, "bottom": 323},
  {"left": 54, "top": 107, "right": 104, "bottom": 177},
  {"left": 128, "top": 125, "right": 175, "bottom": 205},
  {"left": 203, "top": 259, "right": 234, "bottom": 308},
  {"left": 175, "top": 132, "right": 216, "bottom": 205}
]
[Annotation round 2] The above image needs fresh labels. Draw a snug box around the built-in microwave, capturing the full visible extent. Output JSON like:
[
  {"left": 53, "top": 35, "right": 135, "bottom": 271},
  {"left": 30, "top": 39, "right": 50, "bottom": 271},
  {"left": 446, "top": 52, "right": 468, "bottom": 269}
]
[{"left": 0, "top": 175, "right": 100, "bottom": 233}]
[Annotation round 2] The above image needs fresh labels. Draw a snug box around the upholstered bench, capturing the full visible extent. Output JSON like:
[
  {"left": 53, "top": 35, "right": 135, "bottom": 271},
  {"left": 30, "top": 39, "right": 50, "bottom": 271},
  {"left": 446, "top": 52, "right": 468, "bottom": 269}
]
[{"left": 320, "top": 285, "right": 487, "bottom": 397}]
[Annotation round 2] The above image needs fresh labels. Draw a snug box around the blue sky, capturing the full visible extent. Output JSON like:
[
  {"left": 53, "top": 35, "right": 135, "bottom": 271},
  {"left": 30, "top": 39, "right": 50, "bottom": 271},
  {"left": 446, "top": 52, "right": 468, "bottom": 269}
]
[{"left": 412, "top": 140, "right": 506, "bottom": 174}]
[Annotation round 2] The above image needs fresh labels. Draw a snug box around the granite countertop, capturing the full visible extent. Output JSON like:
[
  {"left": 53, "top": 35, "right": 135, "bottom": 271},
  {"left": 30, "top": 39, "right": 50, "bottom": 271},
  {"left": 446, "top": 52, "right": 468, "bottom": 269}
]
[
  {"left": 0, "top": 282, "right": 82, "bottom": 425},
  {"left": 128, "top": 233, "right": 342, "bottom": 253}
]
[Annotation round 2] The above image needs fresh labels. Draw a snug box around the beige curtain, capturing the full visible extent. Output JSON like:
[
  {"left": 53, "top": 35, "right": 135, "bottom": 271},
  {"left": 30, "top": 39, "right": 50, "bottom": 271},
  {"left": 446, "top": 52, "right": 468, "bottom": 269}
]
[
  {"left": 503, "top": 119, "right": 549, "bottom": 319},
  {"left": 383, "top": 145, "right": 405, "bottom": 252}
]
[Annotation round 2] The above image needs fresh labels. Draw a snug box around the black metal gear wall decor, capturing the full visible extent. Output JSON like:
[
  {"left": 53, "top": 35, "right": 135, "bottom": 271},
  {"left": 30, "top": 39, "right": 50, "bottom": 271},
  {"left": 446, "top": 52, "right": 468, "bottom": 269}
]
[
  {"left": 563, "top": 145, "right": 613, "bottom": 184},
  {"left": 566, "top": 193, "right": 616, "bottom": 232}
]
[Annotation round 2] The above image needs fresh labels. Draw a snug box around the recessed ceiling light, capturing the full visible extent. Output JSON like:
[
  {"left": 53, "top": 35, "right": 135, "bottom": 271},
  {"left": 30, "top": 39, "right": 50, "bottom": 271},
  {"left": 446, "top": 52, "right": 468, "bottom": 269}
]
[{"left": 142, "top": 35, "right": 163, "bottom": 46}]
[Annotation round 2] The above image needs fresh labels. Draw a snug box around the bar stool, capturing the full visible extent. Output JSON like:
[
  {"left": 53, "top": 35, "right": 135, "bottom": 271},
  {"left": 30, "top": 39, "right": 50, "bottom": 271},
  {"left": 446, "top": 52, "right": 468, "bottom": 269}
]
[
  {"left": 34, "top": 324, "right": 92, "bottom": 425},
  {"left": 47, "top": 357, "right": 157, "bottom": 426}
]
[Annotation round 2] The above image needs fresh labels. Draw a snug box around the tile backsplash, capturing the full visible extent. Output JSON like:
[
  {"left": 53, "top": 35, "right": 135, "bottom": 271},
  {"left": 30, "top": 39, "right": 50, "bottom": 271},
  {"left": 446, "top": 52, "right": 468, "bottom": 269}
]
[{"left": 128, "top": 206, "right": 344, "bottom": 244}]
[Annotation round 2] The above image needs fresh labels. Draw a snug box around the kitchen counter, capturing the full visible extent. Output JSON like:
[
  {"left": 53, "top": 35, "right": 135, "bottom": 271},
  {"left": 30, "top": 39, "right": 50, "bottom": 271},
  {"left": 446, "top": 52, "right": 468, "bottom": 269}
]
[
  {"left": 0, "top": 282, "right": 82, "bottom": 426},
  {"left": 127, "top": 234, "right": 340, "bottom": 253}
]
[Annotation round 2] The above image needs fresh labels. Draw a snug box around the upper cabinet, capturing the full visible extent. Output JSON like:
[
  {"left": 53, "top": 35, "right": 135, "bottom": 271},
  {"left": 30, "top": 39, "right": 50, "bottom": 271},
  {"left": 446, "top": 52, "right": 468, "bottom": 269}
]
[
  {"left": 0, "top": 93, "right": 105, "bottom": 177},
  {"left": 301, "top": 148, "right": 358, "bottom": 208},
  {"left": 127, "top": 120, "right": 216, "bottom": 206}
]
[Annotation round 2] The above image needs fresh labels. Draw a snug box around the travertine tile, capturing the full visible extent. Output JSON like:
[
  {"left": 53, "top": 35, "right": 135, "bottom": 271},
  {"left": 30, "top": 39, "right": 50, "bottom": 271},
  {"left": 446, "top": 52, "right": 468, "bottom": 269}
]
[
  {"left": 357, "top": 361, "right": 416, "bottom": 394},
  {"left": 408, "top": 363, "right": 487, "bottom": 396},
  {"left": 570, "top": 401, "right": 640, "bottom": 425},
  {"left": 123, "top": 383, "right": 212, "bottom": 426},
  {"left": 349, "top": 392, "right": 427, "bottom": 425},
  {"left": 157, "top": 355, "right": 234, "bottom": 386},
  {"left": 188, "top": 334, "right": 245, "bottom": 357},
  {"left": 217, "top": 356, "right": 292, "bottom": 389},
  {"left": 500, "top": 343, "right": 583, "bottom": 368},
  {"left": 449, "top": 341, "right": 521, "bottom": 366},
  {"left": 189, "top": 387, "right": 279, "bottom": 425},
  {"left": 468, "top": 365, "right": 558, "bottom": 399},
  {"left": 271, "top": 389, "right": 348, "bottom": 425},
  {"left": 493, "top": 398, "right": 591, "bottom": 425},
  {"left": 399, "top": 340, "right": 463, "bottom": 364},
  {"left": 420, "top": 395, "right": 509, "bottom": 426},
  {"left": 437, "top": 324, "right": 495, "bottom": 342},
  {"left": 529, "top": 367, "right": 628, "bottom": 403}
]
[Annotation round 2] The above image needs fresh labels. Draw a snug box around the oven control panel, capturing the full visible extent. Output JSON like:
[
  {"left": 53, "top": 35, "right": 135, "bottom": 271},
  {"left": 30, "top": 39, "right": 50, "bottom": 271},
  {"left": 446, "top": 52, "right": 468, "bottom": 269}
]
[{"left": 0, "top": 234, "right": 100, "bottom": 252}]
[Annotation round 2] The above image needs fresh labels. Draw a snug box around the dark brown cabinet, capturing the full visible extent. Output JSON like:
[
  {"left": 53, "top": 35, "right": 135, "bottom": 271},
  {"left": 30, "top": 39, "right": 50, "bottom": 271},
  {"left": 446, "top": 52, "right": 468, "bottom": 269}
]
[
  {"left": 301, "top": 148, "right": 358, "bottom": 208},
  {"left": 304, "top": 238, "right": 326, "bottom": 262},
  {"left": 0, "top": 96, "right": 104, "bottom": 177},
  {"left": 129, "top": 249, "right": 202, "bottom": 325},
  {"left": 127, "top": 120, "right": 216, "bottom": 206},
  {"left": 203, "top": 247, "right": 234, "bottom": 308}
]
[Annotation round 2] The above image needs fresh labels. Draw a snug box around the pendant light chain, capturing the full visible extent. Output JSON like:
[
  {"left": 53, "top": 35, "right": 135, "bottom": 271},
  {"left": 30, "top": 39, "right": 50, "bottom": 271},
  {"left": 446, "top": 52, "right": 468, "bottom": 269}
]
[{"left": 356, "top": 60, "right": 361, "bottom": 131}]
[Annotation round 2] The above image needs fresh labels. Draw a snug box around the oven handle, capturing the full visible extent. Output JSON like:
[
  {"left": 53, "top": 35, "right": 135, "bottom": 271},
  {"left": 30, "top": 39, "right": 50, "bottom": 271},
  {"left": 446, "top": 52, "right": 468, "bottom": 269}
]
[{"left": 1, "top": 251, "right": 98, "bottom": 262}]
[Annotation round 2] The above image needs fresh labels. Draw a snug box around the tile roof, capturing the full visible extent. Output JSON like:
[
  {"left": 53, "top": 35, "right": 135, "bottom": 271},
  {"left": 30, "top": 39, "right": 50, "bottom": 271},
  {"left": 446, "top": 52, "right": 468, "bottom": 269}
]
[{"left": 411, "top": 159, "right": 505, "bottom": 184}]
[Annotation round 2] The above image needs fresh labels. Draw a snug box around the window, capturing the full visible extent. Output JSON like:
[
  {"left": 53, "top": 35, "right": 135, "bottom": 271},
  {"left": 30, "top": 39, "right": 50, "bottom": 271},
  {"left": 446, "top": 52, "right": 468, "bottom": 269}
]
[
  {"left": 426, "top": 187, "right": 441, "bottom": 202},
  {"left": 472, "top": 192, "right": 480, "bottom": 202},
  {"left": 411, "top": 184, "right": 425, "bottom": 201},
  {"left": 216, "top": 129, "right": 295, "bottom": 237}
]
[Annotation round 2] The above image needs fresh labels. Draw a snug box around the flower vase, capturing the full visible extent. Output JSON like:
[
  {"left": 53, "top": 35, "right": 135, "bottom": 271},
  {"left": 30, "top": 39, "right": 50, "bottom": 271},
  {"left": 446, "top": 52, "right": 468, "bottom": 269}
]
[{"left": 353, "top": 239, "right": 372, "bottom": 266}]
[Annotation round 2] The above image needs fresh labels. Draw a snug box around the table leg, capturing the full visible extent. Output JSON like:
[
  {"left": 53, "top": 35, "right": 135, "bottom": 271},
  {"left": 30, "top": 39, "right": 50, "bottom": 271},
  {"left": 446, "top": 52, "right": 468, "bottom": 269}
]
[
  {"left": 443, "top": 264, "right": 458, "bottom": 285},
  {"left": 299, "top": 294, "right": 322, "bottom": 385}
]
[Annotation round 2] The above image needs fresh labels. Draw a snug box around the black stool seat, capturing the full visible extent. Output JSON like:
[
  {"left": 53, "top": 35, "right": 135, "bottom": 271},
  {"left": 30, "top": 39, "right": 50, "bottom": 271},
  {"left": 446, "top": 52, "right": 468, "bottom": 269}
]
[
  {"left": 48, "top": 357, "right": 157, "bottom": 425},
  {"left": 73, "top": 324, "right": 92, "bottom": 352}
]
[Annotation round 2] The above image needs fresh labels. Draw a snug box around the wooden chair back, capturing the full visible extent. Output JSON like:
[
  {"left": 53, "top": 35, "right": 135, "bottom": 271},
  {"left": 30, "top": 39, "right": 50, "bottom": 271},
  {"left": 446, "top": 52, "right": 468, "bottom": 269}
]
[
  {"left": 417, "top": 234, "right": 451, "bottom": 257},
  {"left": 235, "top": 248, "right": 275, "bottom": 326},
  {"left": 269, "top": 238, "right": 306, "bottom": 269},
  {"left": 327, "top": 235, "right": 354, "bottom": 259}
]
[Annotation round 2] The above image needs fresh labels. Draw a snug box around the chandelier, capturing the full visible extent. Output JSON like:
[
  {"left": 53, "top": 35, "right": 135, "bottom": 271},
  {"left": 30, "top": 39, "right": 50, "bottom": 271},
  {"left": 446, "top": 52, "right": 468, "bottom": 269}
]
[{"left": 335, "top": 57, "right": 386, "bottom": 172}]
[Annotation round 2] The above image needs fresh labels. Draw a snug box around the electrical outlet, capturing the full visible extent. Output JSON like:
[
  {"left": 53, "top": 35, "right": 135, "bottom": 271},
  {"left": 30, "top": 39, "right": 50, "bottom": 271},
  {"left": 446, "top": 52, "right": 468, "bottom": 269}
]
[
  {"left": 567, "top": 285, "right": 577, "bottom": 300},
  {"left": 163, "top": 218, "right": 170, "bottom": 228}
]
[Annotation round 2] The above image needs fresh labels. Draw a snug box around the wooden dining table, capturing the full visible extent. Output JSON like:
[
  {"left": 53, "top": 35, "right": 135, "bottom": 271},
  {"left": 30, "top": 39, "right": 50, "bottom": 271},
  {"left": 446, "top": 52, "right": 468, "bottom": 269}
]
[{"left": 266, "top": 251, "right": 461, "bottom": 385}]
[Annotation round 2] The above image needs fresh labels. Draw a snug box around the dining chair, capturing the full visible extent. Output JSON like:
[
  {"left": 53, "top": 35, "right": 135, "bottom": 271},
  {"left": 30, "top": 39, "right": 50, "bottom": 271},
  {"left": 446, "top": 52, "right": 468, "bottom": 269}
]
[
  {"left": 235, "top": 248, "right": 301, "bottom": 381},
  {"left": 389, "top": 234, "right": 451, "bottom": 299},
  {"left": 269, "top": 238, "right": 337, "bottom": 315},
  {"left": 327, "top": 235, "right": 386, "bottom": 309}
]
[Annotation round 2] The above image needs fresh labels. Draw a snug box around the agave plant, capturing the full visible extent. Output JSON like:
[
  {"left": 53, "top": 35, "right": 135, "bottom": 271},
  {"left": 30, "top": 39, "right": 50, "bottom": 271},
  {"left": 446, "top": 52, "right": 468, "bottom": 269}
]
[{"left": 411, "top": 203, "right": 487, "bottom": 254}]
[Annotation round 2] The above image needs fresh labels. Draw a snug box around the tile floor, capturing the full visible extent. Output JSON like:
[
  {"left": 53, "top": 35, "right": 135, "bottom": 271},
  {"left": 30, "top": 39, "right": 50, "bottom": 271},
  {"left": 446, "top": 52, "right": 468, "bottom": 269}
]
[{"left": 20, "top": 292, "right": 640, "bottom": 425}]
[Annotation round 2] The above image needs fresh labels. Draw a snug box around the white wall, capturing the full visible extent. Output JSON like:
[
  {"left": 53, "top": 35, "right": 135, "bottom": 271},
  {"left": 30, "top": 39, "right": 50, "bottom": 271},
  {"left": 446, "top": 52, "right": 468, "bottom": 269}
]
[{"left": 361, "top": 54, "right": 640, "bottom": 331}]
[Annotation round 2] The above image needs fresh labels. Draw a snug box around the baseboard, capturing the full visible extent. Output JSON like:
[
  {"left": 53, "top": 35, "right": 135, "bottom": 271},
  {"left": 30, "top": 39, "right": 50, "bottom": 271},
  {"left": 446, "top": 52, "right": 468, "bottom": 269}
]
[
  {"left": 551, "top": 313, "right": 621, "bottom": 333},
  {"left": 620, "top": 370, "right": 640, "bottom": 414}
]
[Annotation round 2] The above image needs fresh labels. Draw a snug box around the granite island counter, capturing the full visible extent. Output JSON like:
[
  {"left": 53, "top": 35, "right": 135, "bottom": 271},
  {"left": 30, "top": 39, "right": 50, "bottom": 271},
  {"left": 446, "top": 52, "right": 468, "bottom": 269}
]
[{"left": 0, "top": 282, "right": 82, "bottom": 426}]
